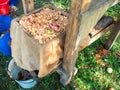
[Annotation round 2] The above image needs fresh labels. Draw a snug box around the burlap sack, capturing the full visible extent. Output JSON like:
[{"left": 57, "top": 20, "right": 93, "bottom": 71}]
[{"left": 10, "top": 17, "right": 65, "bottom": 77}]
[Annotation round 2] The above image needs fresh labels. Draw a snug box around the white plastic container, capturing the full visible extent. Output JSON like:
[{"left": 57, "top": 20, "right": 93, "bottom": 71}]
[{"left": 7, "top": 59, "right": 37, "bottom": 89}]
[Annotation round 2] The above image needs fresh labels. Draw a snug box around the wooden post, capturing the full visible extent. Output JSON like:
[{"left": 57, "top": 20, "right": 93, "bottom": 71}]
[
  {"left": 104, "top": 18, "right": 120, "bottom": 50},
  {"left": 58, "top": 0, "right": 92, "bottom": 86},
  {"left": 22, "top": 0, "right": 34, "bottom": 14}
]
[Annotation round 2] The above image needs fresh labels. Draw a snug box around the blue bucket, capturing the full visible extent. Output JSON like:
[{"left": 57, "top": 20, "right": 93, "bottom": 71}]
[
  {"left": 15, "top": 79, "right": 37, "bottom": 89},
  {"left": 9, "top": 0, "right": 18, "bottom": 6},
  {"left": 7, "top": 59, "right": 37, "bottom": 89},
  {"left": 0, "top": 15, "right": 12, "bottom": 33},
  {"left": 0, "top": 32, "right": 11, "bottom": 56}
]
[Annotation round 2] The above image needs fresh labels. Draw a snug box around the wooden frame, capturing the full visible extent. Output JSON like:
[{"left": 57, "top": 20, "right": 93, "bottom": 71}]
[
  {"left": 21, "top": 0, "right": 120, "bottom": 86},
  {"left": 60, "top": 0, "right": 120, "bottom": 86}
]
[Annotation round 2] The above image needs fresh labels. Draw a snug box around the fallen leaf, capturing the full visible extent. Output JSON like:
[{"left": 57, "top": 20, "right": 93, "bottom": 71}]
[
  {"left": 108, "top": 87, "right": 115, "bottom": 90},
  {"left": 96, "top": 46, "right": 109, "bottom": 56},
  {"left": 96, "top": 59, "right": 102, "bottom": 64},
  {"left": 96, "top": 59, "right": 106, "bottom": 67},
  {"left": 95, "top": 54, "right": 101, "bottom": 59},
  {"left": 116, "top": 51, "right": 120, "bottom": 56},
  {"left": 99, "top": 75, "right": 103, "bottom": 80},
  {"left": 98, "top": 49, "right": 109, "bottom": 56}
]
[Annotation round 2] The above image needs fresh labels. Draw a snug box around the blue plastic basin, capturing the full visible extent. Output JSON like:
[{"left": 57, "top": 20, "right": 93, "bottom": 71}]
[
  {"left": 8, "top": 59, "right": 37, "bottom": 89},
  {"left": 0, "top": 15, "right": 12, "bottom": 33},
  {"left": 0, "top": 32, "right": 11, "bottom": 56},
  {"left": 9, "top": 0, "right": 18, "bottom": 6}
]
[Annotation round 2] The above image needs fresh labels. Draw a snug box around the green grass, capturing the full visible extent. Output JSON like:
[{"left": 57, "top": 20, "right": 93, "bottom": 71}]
[
  {"left": 105, "top": 4, "right": 120, "bottom": 21},
  {"left": 0, "top": 1, "right": 120, "bottom": 90},
  {"left": 35, "top": 0, "right": 70, "bottom": 11},
  {"left": 74, "top": 37, "right": 120, "bottom": 90}
]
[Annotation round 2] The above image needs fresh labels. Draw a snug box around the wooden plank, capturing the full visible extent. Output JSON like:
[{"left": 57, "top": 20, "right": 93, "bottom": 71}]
[
  {"left": 80, "top": 0, "right": 119, "bottom": 13},
  {"left": 90, "top": 0, "right": 120, "bottom": 7},
  {"left": 104, "top": 18, "right": 120, "bottom": 50},
  {"left": 22, "top": 0, "right": 34, "bottom": 14},
  {"left": 75, "top": 0, "right": 114, "bottom": 50},
  {"left": 89, "top": 16, "right": 114, "bottom": 38},
  {"left": 79, "top": 24, "right": 114, "bottom": 51},
  {"left": 90, "top": 24, "right": 114, "bottom": 44},
  {"left": 112, "top": 0, "right": 120, "bottom": 6}
]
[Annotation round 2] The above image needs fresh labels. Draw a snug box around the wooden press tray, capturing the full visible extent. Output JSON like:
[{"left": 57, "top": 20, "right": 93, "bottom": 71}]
[{"left": 17, "top": 5, "right": 68, "bottom": 43}]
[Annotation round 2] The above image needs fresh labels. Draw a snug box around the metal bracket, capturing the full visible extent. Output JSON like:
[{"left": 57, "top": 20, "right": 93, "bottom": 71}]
[{"left": 56, "top": 66, "right": 78, "bottom": 86}]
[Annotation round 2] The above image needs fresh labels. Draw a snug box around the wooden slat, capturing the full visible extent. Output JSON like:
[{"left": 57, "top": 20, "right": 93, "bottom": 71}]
[
  {"left": 79, "top": 24, "right": 114, "bottom": 51},
  {"left": 22, "top": 0, "right": 34, "bottom": 14},
  {"left": 89, "top": 16, "right": 114, "bottom": 38},
  {"left": 75, "top": 0, "right": 114, "bottom": 50},
  {"left": 104, "top": 18, "right": 120, "bottom": 50},
  {"left": 112, "top": 0, "right": 120, "bottom": 6},
  {"left": 90, "top": 0, "right": 120, "bottom": 8}
]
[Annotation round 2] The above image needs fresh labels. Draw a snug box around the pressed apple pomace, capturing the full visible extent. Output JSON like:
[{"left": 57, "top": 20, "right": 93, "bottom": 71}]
[{"left": 19, "top": 8, "right": 68, "bottom": 44}]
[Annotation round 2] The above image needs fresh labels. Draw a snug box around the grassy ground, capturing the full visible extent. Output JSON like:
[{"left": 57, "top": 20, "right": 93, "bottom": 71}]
[{"left": 0, "top": 0, "right": 120, "bottom": 90}]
